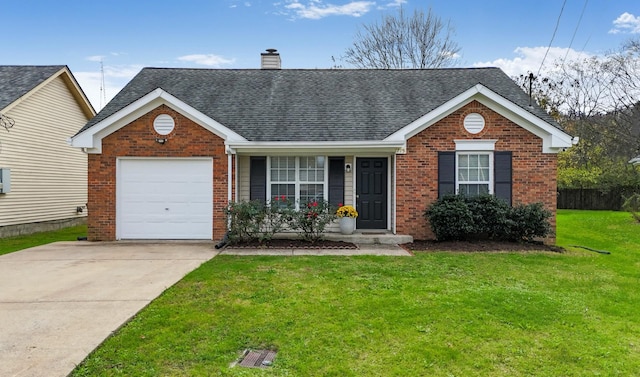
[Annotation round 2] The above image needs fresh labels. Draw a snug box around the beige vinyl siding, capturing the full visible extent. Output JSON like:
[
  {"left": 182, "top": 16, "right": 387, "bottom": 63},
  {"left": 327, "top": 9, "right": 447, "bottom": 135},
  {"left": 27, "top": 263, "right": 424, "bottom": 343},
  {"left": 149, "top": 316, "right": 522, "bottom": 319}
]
[
  {"left": 0, "top": 75, "right": 89, "bottom": 227},
  {"left": 344, "top": 156, "right": 354, "bottom": 206},
  {"left": 238, "top": 155, "right": 250, "bottom": 202}
]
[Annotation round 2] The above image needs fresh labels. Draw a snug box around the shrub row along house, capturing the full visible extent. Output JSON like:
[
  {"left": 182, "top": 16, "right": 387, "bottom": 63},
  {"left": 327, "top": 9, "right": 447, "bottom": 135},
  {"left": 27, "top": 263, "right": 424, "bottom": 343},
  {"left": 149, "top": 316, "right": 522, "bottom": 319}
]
[
  {"left": 70, "top": 50, "right": 576, "bottom": 243},
  {"left": 0, "top": 66, "right": 94, "bottom": 237}
]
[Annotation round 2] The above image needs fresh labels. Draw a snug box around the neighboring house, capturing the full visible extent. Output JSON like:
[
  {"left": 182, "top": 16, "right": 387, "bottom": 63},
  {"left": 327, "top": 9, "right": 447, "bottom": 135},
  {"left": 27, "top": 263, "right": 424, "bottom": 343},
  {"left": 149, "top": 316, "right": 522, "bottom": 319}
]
[
  {"left": 70, "top": 50, "right": 576, "bottom": 242},
  {"left": 0, "top": 66, "right": 95, "bottom": 237}
]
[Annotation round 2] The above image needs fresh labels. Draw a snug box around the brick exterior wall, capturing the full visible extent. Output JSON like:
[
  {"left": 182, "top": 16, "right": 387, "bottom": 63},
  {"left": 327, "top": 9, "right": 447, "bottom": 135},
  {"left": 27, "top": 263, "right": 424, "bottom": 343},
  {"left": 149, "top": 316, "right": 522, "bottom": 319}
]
[
  {"left": 396, "top": 101, "right": 558, "bottom": 242},
  {"left": 87, "top": 105, "right": 229, "bottom": 241}
]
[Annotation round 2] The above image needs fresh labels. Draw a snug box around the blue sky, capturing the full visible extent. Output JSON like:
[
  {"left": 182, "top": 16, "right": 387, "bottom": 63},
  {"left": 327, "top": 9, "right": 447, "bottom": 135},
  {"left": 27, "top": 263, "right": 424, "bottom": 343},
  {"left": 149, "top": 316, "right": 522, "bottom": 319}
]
[{"left": 4, "top": 0, "right": 639, "bottom": 110}]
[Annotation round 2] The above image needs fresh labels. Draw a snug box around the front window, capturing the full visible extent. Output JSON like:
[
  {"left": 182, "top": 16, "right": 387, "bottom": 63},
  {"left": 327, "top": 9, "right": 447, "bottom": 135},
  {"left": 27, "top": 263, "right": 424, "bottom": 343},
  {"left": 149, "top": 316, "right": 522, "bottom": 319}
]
[
  {"left": 457, "top": 153, "right": 492, "bottom": 196},
  {"left": 269, "top": 156, "right": 326, "bottom": 208}
]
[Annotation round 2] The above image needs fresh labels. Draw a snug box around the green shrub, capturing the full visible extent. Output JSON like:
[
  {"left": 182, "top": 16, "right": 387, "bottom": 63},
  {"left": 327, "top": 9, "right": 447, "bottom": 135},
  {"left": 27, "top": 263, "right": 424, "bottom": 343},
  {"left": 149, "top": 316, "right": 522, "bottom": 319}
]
[
  {"left": 289, "top": 200, "right": 337, "bottom": 243},
  {"left": 424, "top": 195, "right": 474, "bottom": 241},
  {"left": 224, "top": 199, "right": 293, "bottom": 244},
  {"left": 466, "top": 195, "right": 512, "bottom": 239},
  {"left": 504, "top": 202, "right": 552, "bottom": 242},
  {"left": 622, "top": 192, "right": 640, "bottom": 223},
  {"left": 425, "top": 194, "right": 552, "bottom": 242}
]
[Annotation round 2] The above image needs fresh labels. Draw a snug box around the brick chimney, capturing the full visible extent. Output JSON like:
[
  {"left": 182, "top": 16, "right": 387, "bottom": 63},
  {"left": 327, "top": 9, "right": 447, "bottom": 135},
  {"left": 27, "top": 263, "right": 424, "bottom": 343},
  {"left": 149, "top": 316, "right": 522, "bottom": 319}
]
[{"left": 261, "top": 49, "right": 281, "bottom": 69}]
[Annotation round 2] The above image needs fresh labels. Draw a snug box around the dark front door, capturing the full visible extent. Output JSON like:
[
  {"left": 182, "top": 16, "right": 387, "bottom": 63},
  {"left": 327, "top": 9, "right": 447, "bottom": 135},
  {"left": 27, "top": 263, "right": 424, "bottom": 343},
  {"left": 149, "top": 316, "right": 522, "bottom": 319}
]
[{"left": 356, "top": 158, "right": 388, "bottom": 229}]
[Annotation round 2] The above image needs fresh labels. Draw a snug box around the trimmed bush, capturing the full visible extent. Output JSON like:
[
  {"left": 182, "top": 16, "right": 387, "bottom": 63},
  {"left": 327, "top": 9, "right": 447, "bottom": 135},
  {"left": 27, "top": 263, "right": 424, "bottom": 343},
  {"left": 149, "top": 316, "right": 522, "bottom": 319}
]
[
  {"left": 225, "top": 198, "right": 336, "bottom": 244},
  {"left": 466, "top": 195, "right": 512, "bottom": 239},
  {"left": 504, "top": 202, "right": 552, "bottom": 242},
  {"left": 424, "top": 195, "right": 474, "bottom": 241},
  {"left": 425, "top": 194, "right": 552, "bottom": 242},
  {"left": 224, "top": 199, "right": 293, "bottom": 244}
]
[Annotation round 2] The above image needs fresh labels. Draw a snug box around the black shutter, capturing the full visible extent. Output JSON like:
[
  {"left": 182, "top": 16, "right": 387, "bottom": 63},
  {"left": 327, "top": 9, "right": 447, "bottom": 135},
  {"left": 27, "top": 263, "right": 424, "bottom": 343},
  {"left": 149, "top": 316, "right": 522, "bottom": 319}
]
[
  {"left": 328, "top": 157, "right": 345, "bottom": 207},
  {"left": 250, "top": 156, "right": 267, "bottom": 202},
  {"left": 438, "top": 152, "right": 456, "bottom": 198},
  {"left": 494, "top": 151, "right": 512, "bottom": 205}
]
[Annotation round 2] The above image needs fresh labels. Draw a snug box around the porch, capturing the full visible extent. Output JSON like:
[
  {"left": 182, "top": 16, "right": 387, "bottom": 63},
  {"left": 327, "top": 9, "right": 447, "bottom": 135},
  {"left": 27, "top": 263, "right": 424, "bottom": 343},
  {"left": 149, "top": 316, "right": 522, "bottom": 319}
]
[{"left": 275, "top": 230, "right": 413, "bottom": 245}]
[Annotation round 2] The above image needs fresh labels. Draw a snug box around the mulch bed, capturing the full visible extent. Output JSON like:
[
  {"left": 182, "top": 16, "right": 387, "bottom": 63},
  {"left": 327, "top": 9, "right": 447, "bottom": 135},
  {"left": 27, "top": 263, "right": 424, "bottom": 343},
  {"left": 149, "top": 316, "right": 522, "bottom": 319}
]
[
  {"left": 227, "top": 239, "right": 359, "bottom": 249},
  {"left": 403, "top": 240, "right": 564, "bottom": 253},
  {"left": 226, "top": 238, "right": 563, "bottom": 253}
]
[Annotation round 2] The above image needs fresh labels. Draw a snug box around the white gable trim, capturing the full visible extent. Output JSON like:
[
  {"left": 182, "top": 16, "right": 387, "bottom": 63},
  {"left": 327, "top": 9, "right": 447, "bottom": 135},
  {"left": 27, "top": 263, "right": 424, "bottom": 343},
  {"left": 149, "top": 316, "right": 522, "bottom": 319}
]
[
  {"left": 69, "top": 88, "right": 246, "bottom": 153},
  {"left": 2, "top": 67, "right": 95, "bottom": 119},
  {"left": 384, "top": 84, "right": 576, "bottom": 153}
]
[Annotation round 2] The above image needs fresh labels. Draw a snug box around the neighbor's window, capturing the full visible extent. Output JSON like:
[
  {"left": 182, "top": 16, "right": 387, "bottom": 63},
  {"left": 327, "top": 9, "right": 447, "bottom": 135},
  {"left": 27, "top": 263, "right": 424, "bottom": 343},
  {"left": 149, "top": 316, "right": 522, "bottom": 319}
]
[
  {"left": 457, "top": 153, "right": 492, "bottom": 196},
  {"left": 269, "top": 156, "right": 326, "bottom": 208}
]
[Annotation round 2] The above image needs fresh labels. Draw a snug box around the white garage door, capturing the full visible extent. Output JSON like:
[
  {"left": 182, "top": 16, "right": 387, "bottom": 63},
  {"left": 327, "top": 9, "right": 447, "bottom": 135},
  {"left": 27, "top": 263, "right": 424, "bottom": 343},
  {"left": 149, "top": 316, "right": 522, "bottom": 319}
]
[{"left": 117, "top": 159, "right": 213, "bottom": 240}]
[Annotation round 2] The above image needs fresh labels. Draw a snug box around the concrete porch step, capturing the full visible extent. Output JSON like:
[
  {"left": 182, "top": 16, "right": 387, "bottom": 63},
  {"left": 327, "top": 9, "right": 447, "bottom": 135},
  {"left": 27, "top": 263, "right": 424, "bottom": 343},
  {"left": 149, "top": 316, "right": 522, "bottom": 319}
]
[{"left": 274, "top": 231, "right": 413, "bottom": 245}]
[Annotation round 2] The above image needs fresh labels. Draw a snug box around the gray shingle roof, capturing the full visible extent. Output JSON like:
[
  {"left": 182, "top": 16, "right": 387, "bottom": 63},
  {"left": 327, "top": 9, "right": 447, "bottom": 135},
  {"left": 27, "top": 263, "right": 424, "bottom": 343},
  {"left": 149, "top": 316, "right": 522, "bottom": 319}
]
[
  {"left": 0, "top": 66, "right": 65, "bottom": 110},
  {"left": 79, "top": 67, "right": 560, "bottom": 141}
]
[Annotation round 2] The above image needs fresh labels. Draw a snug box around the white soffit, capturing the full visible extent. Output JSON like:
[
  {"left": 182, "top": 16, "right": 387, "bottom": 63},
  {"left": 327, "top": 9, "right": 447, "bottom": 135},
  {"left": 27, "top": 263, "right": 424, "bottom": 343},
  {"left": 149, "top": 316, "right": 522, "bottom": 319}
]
[{"left": 70, "top": 88, "right": 246, "bottom": 153}]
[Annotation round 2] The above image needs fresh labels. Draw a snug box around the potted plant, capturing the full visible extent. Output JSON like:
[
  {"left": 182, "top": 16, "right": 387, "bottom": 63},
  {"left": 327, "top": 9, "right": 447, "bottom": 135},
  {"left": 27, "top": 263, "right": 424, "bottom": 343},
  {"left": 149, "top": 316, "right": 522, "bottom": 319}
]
[{"left": 336, "top": 204, "right": 358, "bottom": 235}]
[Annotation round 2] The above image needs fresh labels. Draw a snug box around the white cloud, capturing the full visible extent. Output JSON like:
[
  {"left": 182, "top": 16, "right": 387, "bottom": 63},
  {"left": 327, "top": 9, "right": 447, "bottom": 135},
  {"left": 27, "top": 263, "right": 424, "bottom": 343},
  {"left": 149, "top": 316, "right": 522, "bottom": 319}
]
[
  {"left": 283, "top": 0, "right": 375, "bottom": 19},
  {"left": 609, "top": 12, "right": 640, "bottom": 34},
  {"left": 86, "top": 55, "right": 105, "bottom": 62},
  {"left": 382, "top": 0, "right": 406, "bottom": 8},
  {"left": 74, "top": 65, "right": 143, "bottom": 111},
  {"left": 177, "top": 54, "right": 236, "bottom": 66},
  {"left": 473, "top": 46, "right": 592, "bottom": 78}
]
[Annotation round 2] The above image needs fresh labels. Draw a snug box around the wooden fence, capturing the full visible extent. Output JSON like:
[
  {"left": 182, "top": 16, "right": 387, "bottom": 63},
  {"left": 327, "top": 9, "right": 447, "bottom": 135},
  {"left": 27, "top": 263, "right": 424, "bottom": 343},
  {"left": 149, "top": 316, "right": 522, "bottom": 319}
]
[{"left": 557, "top": 187, "right": 637, "bottom": 210}]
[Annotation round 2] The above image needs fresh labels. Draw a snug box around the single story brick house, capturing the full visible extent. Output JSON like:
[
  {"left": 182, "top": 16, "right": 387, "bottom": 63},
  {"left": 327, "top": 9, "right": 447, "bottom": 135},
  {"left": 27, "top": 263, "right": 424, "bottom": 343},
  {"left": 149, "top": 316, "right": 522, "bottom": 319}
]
[{"left": 70, "top": 50, "right": 576, "bottom": 242}]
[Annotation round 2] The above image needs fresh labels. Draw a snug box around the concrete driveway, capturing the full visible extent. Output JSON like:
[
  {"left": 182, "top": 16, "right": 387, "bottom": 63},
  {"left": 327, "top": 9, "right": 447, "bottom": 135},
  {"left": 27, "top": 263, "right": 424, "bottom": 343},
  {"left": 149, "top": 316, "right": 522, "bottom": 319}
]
[{"left": 0, "top": 241, "right": 218, "bottom": 377}]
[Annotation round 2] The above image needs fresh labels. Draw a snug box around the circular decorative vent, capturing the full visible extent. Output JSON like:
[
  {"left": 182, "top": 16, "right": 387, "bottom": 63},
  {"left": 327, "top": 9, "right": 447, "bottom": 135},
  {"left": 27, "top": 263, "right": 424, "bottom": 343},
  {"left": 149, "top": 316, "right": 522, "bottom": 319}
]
[
  {"left": 463, "top": 113, "right": 485, "bottom": 134},
  {"left": 153, "top": 114, "right": 175, "bottom": 135}
]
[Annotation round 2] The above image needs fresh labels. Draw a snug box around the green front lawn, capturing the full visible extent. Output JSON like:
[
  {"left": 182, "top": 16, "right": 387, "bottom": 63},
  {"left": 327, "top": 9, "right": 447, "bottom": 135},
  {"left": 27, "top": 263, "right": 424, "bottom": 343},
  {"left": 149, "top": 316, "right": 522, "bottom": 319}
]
[
  {"left": 63, "top": 211, "right": 638, "bottom": 375},
  {"left": 0, "top": 224, "right": 87, "bottom": 256}
]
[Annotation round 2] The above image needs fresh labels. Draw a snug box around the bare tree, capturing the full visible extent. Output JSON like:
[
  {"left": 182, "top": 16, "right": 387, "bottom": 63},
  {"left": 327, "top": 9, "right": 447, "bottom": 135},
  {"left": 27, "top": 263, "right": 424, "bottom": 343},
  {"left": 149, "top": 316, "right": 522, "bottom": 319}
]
[
  {"left": 522, "top": 38, "right": 640, "bottom": 188},
  {"left": 344, "top": 7, "right": 461, "bottom": 69}
]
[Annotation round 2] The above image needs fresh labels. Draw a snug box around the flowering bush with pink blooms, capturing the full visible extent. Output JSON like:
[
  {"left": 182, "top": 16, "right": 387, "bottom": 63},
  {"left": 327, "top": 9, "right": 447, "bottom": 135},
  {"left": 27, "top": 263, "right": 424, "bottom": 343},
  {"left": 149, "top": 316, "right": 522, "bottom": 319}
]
[
  {"left": 225, "top": 197, "right": 336, "bottom": 244},
  {"left": 289, "top": 200, "right": 337, "bottom": 243}
]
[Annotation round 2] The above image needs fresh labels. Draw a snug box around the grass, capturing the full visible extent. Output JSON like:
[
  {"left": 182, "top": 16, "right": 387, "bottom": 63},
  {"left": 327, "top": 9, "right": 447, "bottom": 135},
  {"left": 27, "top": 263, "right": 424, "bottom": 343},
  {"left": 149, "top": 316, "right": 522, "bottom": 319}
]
[
  {"left": 61, "top": 211, "right": 640, "bottom": 375},
  {"left": 0, "top": 224, "right": 87, "bottom": 256}
]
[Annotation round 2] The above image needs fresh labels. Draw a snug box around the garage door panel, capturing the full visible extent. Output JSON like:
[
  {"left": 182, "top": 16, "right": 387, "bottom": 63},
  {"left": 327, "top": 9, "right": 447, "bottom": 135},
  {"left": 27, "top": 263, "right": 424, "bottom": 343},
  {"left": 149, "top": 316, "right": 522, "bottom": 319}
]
[{"left": 118, "top": 159, "right": 213, "bottom": 240}]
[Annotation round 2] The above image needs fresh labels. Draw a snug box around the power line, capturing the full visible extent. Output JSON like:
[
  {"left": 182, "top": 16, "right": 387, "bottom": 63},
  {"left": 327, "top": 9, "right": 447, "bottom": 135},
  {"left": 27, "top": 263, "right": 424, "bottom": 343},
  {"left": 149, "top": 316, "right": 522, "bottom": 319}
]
[
  {"left": 537, "top": 0, "right": 568, "bottom": 76},
  {"left": 563, "top": 0, "right": 589, "bottom": 64}
]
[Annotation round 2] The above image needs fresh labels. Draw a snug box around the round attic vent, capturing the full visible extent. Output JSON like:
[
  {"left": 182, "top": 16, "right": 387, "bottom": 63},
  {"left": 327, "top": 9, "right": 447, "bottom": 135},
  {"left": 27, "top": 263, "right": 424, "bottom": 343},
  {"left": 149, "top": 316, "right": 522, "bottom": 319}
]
[
  {"left": 463, "top": 113, "right": 485, "bottom": 134},
  {"left": 153, "top": 114, "right": 175, "bottom": 135}
]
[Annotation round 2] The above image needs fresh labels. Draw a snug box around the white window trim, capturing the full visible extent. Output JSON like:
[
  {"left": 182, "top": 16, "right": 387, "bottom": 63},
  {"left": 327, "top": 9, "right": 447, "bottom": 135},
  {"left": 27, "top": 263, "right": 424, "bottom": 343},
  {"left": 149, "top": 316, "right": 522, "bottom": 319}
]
[
  {"left": 266, "top": 156, "right": 329, "bottom": 209},
  {"left": 455, "top": 152, "right": 494, "bottom": 195},
  {"left": 454, "top": 139, "right": 497, "bottom": 151}
]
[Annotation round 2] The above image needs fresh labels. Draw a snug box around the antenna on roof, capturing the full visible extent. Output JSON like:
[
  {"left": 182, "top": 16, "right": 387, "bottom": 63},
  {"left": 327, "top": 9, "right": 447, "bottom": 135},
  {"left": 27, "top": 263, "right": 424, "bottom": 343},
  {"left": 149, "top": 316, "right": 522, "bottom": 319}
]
[
  {"left": 99, "top": 59, "right": 107, "bottom": 110},
  {"left": 528, "top": 72, "right": 534, "bottom": 107}
]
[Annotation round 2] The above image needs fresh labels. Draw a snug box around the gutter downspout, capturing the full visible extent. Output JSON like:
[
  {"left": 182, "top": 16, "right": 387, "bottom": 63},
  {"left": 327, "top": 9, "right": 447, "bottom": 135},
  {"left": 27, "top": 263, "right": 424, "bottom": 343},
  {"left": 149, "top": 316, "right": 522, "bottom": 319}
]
[{"left": 216, "top": 148, "right": 234, "bottom": 249}]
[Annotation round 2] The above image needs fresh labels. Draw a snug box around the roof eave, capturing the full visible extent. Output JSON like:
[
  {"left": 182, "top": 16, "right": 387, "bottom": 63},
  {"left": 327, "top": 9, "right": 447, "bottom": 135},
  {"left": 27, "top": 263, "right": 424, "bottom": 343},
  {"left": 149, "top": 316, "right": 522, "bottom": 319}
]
[
  {"left": 227, "top": 140, "right": 406, "bottom": 155},
  {"left": 1, "top": 66, "right": 95, "bottom": 119},
  {"left": 70, "top": 88, "right": 247, "bottom": 153},
  {"left": 385, "top": 84, "right": 576, "bottom": 154}
]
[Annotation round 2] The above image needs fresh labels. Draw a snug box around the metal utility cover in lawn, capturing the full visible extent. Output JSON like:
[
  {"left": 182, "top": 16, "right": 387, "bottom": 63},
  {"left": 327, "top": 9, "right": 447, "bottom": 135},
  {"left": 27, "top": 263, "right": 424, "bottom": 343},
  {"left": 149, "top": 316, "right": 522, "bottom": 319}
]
[{"left": 238, "top": 349, "right": 277, "bottom": 368}]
